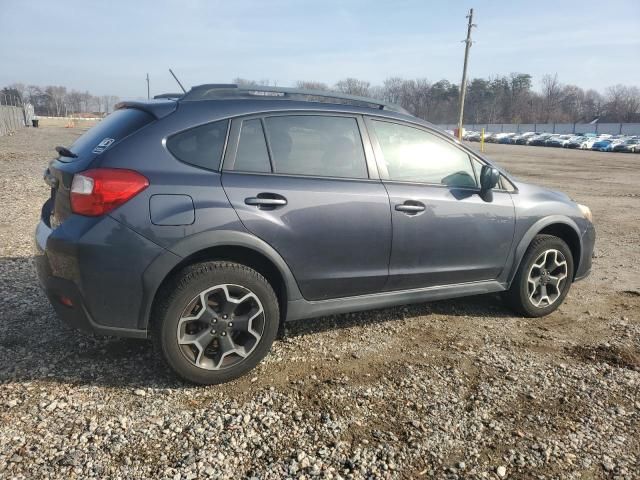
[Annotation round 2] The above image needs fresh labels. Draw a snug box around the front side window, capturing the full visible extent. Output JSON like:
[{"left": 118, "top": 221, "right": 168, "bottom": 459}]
[
  {"left": 264, "top": 115, "right": 368, "bottom": 179},
  {"left": 166, "top": 120, "right": 229, "bottom": 170},
  {"left": 371, "top": 120, "right": 477, "bottom": 188}
]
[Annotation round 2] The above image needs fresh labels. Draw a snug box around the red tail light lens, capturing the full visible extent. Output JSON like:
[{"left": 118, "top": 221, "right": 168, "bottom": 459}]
[{"left": 70, "top": 168, "right": 149, "bottom": 216}]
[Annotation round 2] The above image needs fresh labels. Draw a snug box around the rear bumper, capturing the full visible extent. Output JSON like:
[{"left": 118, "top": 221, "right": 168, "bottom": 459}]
[
  {"left": 34, "top": 206, "right": 165, "bottom": 338},
  {"left": 35, "top": 262, "right": 147, "bottom": 338}
]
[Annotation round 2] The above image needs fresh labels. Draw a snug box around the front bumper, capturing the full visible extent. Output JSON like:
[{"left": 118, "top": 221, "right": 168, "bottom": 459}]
[
  {"left": 34, "top": 206, "right": 164, "bottom": 338},
  {"left": 574, "top": 222, "right": 596, "bottom": 282}
]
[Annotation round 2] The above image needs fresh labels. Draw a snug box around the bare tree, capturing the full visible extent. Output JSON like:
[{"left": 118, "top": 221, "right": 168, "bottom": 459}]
[
  {"left": 334, "top": 78, "right": 370, "bottom": 97},
  {"left": 541, "top": 73, "right": 562, "bottom": 122},
  {"left": 4, "top": 76, "right": 639, "bottom": 123},
  {"left": 605, "top": 85, "right": 640, "bottom": 122},
  {"left": 296, "top": 81, "right": 329, "bottom": 91}
]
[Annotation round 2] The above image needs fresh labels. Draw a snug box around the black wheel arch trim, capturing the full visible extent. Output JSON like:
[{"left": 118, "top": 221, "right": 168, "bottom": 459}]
[
  {"left": 502, "top": 215, "right": 582, "bottom": 286},
  {"left": 138, "top": 230, "right": 303, "bottom": 330}
]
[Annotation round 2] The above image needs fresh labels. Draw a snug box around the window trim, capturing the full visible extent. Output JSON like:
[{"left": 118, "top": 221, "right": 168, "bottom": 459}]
[
  {"left": 222, "top": 111, "right": 380, "bottom": 181},
  {"left": 164, "top": 119, "right": 231, "bottom": 172},
  {"left": 363, "top": 115, "right": 517, "bottom": 193}
]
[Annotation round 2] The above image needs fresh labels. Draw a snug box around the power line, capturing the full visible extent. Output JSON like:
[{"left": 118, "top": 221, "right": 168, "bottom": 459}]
[{"left": 457, "top": 8, "right": 476, "bottom": 140}]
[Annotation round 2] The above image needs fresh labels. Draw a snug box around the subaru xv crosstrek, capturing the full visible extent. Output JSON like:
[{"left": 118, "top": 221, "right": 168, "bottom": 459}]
[{"left": 35, "top": 84, "right": 595, "bottom": 384}]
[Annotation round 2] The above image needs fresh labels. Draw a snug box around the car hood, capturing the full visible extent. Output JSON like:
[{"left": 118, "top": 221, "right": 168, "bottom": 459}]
[{"left": 513, "top": 180, "right": 573, "bottom": 203}]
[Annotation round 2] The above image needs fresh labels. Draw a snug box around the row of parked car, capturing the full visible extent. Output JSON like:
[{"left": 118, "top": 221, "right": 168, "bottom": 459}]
[{"left": 451, "top": 130, "right": 640, "bottom": 153}]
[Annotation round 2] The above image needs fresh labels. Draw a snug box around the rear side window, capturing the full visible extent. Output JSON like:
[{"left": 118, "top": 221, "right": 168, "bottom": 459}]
[
  {"left": 65, "top": 108, "right": 154, "bottom": 161},
  {"left": 263, "top": 115, "right": 368, "bottom": 179},
  {"left": 234, "top": 119, "right": 271, "bottom": 173},
  {"left": 167, "top": 120, "right": 229, "bottom": 170}
]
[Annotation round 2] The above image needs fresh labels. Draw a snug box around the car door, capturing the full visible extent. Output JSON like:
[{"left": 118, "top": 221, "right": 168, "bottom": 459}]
[
  {"left": 365, "top": 117, "right": 516, "bottom": 291},
  {"left": 221, "top": 113, "right": 391, "bottom": 301}
]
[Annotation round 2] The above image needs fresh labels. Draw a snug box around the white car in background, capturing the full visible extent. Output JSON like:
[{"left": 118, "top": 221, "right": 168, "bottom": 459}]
[
  {"left": 563, "top": 135, "right": 586, "bottom": 148},
  {"left": 580, "top": 136, "right": 606, "bottom": 149}
]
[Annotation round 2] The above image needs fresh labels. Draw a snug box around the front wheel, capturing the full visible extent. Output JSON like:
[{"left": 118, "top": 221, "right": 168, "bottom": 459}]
[
  {"left": 153, "top": 261, "right": 279, "bottom": 385},
  {"left": 503, "top": 235, "right": 574, "bottom": 317}
]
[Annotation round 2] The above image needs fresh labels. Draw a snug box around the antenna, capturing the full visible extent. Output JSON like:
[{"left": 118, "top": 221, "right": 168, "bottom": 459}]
[{"left": 169, "top": 68, "right": 187, "bottom": 93}]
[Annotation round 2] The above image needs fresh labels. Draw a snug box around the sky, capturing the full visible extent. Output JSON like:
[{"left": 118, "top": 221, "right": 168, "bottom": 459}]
[{"left": 1, "top": 0, "right": 639, "bottom": 99}]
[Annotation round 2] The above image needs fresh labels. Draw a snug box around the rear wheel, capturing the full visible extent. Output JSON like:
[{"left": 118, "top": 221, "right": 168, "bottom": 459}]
[
  {"left": 504, "top": 235, "right": 574, "bottom": 317},
  {"left": 153, "top": 261, "right": 279, "bottom": 384}
]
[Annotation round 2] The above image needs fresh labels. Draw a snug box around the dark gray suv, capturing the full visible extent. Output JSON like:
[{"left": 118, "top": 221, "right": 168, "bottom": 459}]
[{"left": 35, "top": 84, "right": 595, "bottom": 384}]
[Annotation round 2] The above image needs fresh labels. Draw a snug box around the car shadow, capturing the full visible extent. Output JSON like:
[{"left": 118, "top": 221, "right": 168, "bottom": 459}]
[{"left": 0, "top": 255, "right": 513, "bottom": 389}]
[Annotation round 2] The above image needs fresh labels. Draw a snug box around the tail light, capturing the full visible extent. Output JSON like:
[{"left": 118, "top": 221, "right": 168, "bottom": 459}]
[{"left": 70, "top": 168, "right": 149, "bottom": 216}]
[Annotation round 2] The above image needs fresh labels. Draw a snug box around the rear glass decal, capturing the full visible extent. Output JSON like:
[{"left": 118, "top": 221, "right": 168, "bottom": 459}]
[{"left": 92, "top": 138, "right": 115, "bottom": 154}]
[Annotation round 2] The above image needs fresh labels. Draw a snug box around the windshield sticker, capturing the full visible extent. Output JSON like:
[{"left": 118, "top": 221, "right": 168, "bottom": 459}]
[{"left": 92, "top": 138, "right": 115, "bottom": 154}]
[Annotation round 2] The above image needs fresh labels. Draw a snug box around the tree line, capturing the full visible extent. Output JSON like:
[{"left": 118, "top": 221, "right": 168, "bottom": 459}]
[
  {"left": 3, "top": 74, "right": 639, "bottom": 123},
  {"left": 0, "top": 83, "right": 119, "bottom": 117},
  {"left": 238, "top": 74, "right": 640, "bottom": 124}
]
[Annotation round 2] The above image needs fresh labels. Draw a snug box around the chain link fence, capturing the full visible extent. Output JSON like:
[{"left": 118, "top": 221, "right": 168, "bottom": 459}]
[
  {"left": 0, "top": 94, "right": 34, "bottom": 136},
  {"left": 438, "top": 122, "right": 640, "bottom": 136}
]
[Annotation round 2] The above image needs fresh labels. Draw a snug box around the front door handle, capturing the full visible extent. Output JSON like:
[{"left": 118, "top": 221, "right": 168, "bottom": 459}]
[
  {"left": 245, "top": 193, "right": 288, "bottom": 209},
  {"left": 395, "top": 201, "right": 425, "bottom": 214}
]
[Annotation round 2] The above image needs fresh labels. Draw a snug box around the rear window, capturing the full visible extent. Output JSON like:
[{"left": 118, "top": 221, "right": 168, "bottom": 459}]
[
  {"left": 66, "top": 108, "right": 154, "bottom": 161},
  {"left": 166, "top": 120, "right": 229, "bottom": 171}
]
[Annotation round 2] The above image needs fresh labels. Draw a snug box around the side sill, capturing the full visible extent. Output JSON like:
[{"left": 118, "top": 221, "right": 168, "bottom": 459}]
[{"left": 285, "top": 280, "right": 507, "bottom": 321}]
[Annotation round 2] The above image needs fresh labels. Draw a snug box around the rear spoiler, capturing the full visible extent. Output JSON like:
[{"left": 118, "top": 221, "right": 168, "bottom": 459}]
[{"left": 114, "top": 100, "right": 177, "bottom": 119}]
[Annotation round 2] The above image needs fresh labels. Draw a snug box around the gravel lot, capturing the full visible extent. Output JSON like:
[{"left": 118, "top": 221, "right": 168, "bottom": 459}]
[{"left": 1, "top": 127, "right": 639, "bottom": 479}]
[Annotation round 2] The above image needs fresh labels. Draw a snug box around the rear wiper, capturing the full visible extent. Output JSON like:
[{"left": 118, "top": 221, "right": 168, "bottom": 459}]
[{"left": 55, "top": 146, "right": 78, "bottom": 158}]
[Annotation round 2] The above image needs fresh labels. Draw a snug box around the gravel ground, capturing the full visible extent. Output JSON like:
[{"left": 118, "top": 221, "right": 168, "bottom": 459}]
[{"left": 0, "top": 127, "right": 639, "bottom": 479}]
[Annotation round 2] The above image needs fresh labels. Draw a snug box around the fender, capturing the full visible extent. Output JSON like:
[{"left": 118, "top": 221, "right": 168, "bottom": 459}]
[
  {"left": 137, "top": 229, "right": 303, "bottom": 330},
  {"left": 500, "top": 215, "right": 582, "bottom": 286}
]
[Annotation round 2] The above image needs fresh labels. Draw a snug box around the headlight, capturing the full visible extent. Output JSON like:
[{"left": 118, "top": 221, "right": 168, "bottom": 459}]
[{"left": 577, "top": 203, "right": 593, "bottom": 223}]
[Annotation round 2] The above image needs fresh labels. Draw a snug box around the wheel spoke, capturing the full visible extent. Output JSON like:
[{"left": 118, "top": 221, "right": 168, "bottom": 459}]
[
  {"left": 217, "top": 333, "right": 237, "bottom": 355},
  {"left": 539, "top": 284, "right": 549, "bottom": 305},
  {"left": 231, "top": 307, "right": 263, "bottom": 339}
]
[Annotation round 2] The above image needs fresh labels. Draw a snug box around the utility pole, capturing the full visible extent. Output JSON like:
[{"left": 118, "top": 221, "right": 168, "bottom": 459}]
[
  {"left": 457, "top": 8, "right": 476, "bottom": 140},
  {"left": 146, "top": 73, "right": 150, "bottom": 100}
]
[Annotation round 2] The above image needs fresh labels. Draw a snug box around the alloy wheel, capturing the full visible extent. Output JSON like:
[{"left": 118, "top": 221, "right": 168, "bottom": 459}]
[
  {"left": 176, "top": 284, "right": 265, "bottom": 370},
  {"left": 527, "top": 249, "right": 569, "bottom": 308}
]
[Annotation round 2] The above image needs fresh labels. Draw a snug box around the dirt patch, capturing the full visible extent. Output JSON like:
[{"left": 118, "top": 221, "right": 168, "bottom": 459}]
[{"left": 570, "top": 344, "right": 640, "bottom": 371}]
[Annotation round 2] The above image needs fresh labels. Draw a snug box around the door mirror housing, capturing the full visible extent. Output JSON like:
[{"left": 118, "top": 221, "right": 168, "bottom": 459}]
[
  {"left": 480, "top": 165, "right": 500, "bottom": 192},
  {"left": 479, "top": 165, "right": 500, "bottom": 202}
]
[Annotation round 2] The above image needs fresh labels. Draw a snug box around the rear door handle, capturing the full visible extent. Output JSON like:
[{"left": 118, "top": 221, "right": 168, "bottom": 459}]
[
  {"left": 395, "top": 201, "right": 425, "bottom": 214},
  {"left": 245, "top": 193, "right": 288, "bottom": 209}
]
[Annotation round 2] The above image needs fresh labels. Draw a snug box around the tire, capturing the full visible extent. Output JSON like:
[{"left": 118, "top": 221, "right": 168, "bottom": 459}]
[
  {"left": 504, "top": 234, "right": 574, "bottom": 317},
  {"left": 153, "top": 261, "right": 279, "bottom": 385}
]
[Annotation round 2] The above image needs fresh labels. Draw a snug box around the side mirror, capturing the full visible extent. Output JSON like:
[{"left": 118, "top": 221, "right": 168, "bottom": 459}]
[
  {"left": 480, "top": 165, "right": 500, "bottom": 192},
  {"left": 479, "top": 165, "right": 500, "bottom": 201}
]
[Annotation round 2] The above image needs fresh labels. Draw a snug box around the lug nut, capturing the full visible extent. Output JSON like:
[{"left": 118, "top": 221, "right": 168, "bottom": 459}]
[
  {"left": 221, "top": 332, "right": 226, "bottom": 336},
  {"left": 228, "top": 322, "right": 233, "bottom": 327},
  {"left": 222, "top": 314, "right": 228, "bottom": 319}
]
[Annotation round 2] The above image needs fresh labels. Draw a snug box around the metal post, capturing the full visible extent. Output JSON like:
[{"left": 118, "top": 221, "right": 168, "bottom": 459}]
[
  {"left": 456, "top": 8, "right": 476, "bottom": 140},
  {"left": 146, "top": 73, "right": 150, "bottom": 100},
  {"left": 481, "top": 128, "right": 485, "bottom": 152}
]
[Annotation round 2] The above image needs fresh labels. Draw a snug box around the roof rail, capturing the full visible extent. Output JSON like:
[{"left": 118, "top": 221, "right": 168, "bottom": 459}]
[
  {"left": 153, "top": 93, "right": 184, "bottom": 100},
  {"left": 180, "top": 84, "right": 408, "bottom": 114}
]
